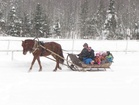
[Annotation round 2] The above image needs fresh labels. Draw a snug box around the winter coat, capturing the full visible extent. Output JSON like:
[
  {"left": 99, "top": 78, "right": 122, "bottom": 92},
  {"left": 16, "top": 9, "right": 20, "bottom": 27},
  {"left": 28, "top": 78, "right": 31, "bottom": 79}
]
[
  {"left": 106, "top": 51, "right": 114, "bottom": 62},
  {"left": 78, "top": 48, "right": 89, "bottom": 60},
  {"left": 106, "top": 55, "right": 113, "bottom": 62},
  {"left": 88, "top": 49, "right": 95, "bottom": 60},
  {"left": 94, "top": 56, "right": 101, "bottom": 65}
]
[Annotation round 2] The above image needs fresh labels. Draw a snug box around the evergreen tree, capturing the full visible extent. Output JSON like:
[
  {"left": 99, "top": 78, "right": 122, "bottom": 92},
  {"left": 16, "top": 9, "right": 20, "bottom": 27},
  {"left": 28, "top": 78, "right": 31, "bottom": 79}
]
[
  {"left": 22, "top": 13, "right": 31, "bottom": 37},
  {"left": 95, "top": 0, "right": 106, "bottom": 39},
  {"left": 79, "top": 0, "right": 89, "bottom": 38},
  {"left": 0, "top": 19, "right": 5, "bottom": 34},
  {"left": 33, "top": 3, "right": 45, "bottom": 37},
  {"left": 53, "top": 19, "right": 61, "bottom": 37},
  {"left": 42, "top": 14, "right": 51, "bottom": 38},
  {"left": 0, "top": 10, "right": 3, "bottom": 20},
  {"left": 103, "top": 0, "right": 117, "bottom": 40},
  {"left": 134, "top": 23, "right": 139, "bottom": 40},
  {"left": 0, "top": 10, "right": 6, "bottom": 34},
  {"left": 32, "top": 3, "right": 51, "bottom": 38},
  {"left": 7, "top": 6, "right": 22, "bottom": 37},
  {"left": 84, "top": 0, "right": 106, "bottom": 39},
  {"left": 86, "top": 17, "right": 97, "bottom": 39}
]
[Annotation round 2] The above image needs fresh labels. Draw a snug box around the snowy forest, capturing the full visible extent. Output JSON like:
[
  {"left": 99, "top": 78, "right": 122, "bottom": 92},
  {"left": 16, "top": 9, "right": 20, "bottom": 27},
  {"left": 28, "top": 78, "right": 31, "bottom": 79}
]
[{"left": 0, "top": 0, "right": 139, "bottom": 40}]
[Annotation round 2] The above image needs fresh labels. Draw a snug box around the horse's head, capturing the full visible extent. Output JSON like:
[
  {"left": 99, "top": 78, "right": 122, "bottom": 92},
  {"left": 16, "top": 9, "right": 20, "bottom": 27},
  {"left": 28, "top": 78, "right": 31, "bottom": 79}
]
[{"left": 22, "top": 39, "right": 34, "bottom": 55}]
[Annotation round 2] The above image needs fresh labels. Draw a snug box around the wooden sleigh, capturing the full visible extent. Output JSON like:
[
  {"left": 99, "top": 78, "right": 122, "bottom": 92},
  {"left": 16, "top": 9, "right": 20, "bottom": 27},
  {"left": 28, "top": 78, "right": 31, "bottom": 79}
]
[{"left": 66, "top": 53, "right": 112, "bottom": 71}]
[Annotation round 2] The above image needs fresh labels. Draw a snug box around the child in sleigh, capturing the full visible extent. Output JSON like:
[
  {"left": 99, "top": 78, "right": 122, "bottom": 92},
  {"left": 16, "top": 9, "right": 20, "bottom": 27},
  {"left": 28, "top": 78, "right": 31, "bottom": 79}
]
[{"left": 94, "top": 51, "right": 113, "bottom": 65}]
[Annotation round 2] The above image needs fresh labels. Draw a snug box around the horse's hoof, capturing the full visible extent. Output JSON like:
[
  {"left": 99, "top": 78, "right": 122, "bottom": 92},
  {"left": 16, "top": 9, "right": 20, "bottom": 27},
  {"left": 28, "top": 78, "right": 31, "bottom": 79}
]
[
  {"left": 28, "top": 70, "right": 31, "bottom": 73},
  {"left": 53, "top": 70, "right": 57, "bottom": 72},
  {"left": 58, "top": 67, "right": 62, "bottom": 70},
  {"left": 39, "top": 69, "right": 42, "bottom": 72}
]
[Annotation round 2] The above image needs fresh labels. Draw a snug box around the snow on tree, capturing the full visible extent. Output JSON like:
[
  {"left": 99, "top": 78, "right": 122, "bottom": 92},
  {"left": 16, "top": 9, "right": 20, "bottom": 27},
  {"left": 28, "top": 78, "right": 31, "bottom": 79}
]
[
  {"left": 21, "top": 13, "right": 31, "bottom": 37},
  {"left": 102, "top": 0, "right": 117, "bottom": 40},
  {"left": 79, "top": 0, "right": 89, "bottom": 39},
  {"left": 134, "top": 23, "right": 139, "bottom": 40},
  {"left": 32, "top": 3, "right": 51, "bottom": 38},
  {"left": 86, "top": 17, "right": 98, "bottom": 39},
  {"left": 94, "top": 0, "right": 106, "bottom": 39},
  {"left": 42, "top": 14, "right": 51, "bottom": 38},
  {"left": 32, "top": 3, "right": 48, "bottom": 37},
  {"left": 0, "top": 10, "right": 6, "bottom": 35},
  {"left": 53, "top": 19, "right": 61, "bottom": 38},
  {"left": 7, "top": 6, "right": 22, "bottom": 37}
]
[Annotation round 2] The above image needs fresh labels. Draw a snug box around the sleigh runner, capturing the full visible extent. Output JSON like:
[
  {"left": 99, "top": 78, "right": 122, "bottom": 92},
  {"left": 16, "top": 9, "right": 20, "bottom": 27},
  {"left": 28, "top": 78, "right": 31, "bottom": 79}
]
[{"left": 66, "top": 53, "right": 112, "bottom": 71}]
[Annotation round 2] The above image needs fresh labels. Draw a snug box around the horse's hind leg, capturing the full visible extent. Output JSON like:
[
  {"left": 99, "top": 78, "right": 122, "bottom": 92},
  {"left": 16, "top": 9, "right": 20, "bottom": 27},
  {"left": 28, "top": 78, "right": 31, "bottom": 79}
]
[
  {"left": 37, "top": 57, "right": 42, "bottom": 71},
  {"left": 52, "top": 56, "right": 61, "bottom": 71},
  {"left": 53, "top": 58, "right": 60, "bottom": 72},
  {"left": 53, "top": 62, "right": 58, "bottom": 72},
  {"left": 58, "top": 66, "right": 62, "bottom": 70},
  {"left": 58, "top": 59, "right": 62, "bottom": 70},
  {"left": 54, "top": 59, "right": 62, "bottom": 71}
]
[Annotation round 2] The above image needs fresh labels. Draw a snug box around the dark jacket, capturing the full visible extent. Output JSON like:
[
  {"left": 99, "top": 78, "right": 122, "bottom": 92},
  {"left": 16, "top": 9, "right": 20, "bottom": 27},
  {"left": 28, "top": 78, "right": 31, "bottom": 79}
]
[
  {"left": 88, "top": 49, "right": 95, "bottom": 60},
  {"left": 78, "top": 48, "right": 88, "bottom": 60},
  {"left": 78, "top": 48, "right": 95, "bottom": 60}
]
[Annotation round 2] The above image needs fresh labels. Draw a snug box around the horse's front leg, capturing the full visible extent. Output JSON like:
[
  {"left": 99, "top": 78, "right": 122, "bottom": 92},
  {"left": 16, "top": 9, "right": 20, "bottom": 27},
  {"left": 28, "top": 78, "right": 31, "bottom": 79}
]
[
  {"left": 37, "top": 57, "right": 42, "bottom": 71},
  {"left": 29, "top": 56, "right": 37, "bottom": 72}
]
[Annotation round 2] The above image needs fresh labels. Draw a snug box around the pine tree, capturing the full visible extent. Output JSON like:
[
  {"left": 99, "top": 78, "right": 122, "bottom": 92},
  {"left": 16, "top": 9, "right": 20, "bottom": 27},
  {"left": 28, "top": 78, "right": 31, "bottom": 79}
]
[
  {"left": 53, "top": 19, "right": 61, "bottom": 38},
  {"left": 103, "top": 0, "right": 117, "bottom": 40},
  {"left": 22, "top": 13, "right": 31, "bottom": 37},
  {"left": 42, "top": 14, "right": 51, "bottom": 38},
  {"left": 32, "top": 3, "right": 51, "bottom": 38},
  {"left": 0, "top": 19, "right": 5, "bottom": 34},
  {"left": 0, "top": 10, "right": 2, "bottom": 20},
  {"left": 0, "top": 10, "right": 6, "bottom": 34},
  {"left": 95, "top": 0, "right": 106, "bottom": 39},
  {"left": 86, "top": 17, "right": 97, "bottom": 39},
  {"left": 7, "top": 6, "right": 22, "bottom": 37},
  {"left": 79, "top": 0, "right": 89, "bottom": 38},
  {"left": 33, "top": 3, "right": 45, "bottom": 37},
  {"left": 134, "top": 23, "right": 139, "bottom": 40}
]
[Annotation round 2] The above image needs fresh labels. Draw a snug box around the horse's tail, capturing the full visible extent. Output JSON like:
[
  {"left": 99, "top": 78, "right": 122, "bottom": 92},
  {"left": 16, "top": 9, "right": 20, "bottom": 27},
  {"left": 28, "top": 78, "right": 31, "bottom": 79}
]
[{"left": 59, "top": 46, "right": 64, "bottom": 64}]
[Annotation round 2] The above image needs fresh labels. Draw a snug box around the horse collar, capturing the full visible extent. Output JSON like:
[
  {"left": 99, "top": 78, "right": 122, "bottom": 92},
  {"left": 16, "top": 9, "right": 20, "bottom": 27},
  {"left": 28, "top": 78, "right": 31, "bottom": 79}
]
[{"left": 32, "top": 40, "right": 39, "bottom": 53}]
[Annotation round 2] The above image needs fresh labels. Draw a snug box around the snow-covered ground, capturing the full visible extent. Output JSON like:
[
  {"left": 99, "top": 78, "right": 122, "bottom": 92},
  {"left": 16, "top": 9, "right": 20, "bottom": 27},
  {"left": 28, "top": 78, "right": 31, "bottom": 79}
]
[{"left": 0, "top": 37, "right": 139, "bottom": 105}]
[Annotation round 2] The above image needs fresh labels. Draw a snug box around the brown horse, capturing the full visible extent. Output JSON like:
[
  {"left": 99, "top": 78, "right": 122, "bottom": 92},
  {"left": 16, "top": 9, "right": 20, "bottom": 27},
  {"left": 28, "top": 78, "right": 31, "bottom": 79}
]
[{"left": 22, "top": 39, "right": 64, "bottom": 72}]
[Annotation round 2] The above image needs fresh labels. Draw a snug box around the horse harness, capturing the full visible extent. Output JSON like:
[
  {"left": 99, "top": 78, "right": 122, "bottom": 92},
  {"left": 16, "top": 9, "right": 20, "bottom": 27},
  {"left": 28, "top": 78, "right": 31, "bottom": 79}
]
[
  {"left": 32, "top": 40, "right": 45, "bottom": 56},
  {"left": 31, "top": 40, "right": 64, "bottom": 60}
]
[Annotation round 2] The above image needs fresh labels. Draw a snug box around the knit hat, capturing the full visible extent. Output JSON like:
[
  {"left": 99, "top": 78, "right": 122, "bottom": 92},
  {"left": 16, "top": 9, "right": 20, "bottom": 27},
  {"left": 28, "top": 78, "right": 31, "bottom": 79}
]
[{"left": 96, "top": 53, "right": 100, "bottom": 56}]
